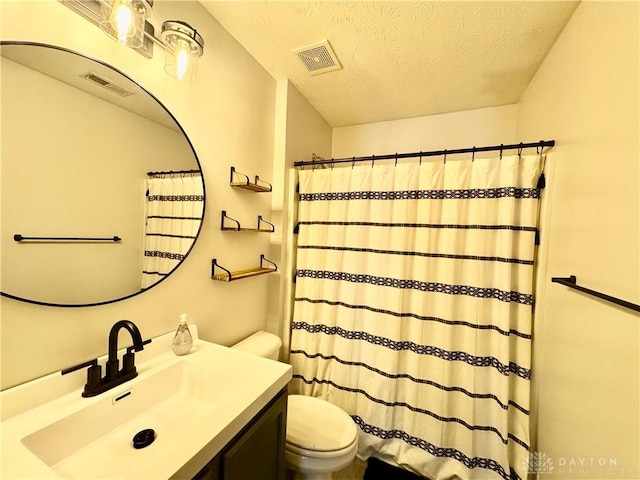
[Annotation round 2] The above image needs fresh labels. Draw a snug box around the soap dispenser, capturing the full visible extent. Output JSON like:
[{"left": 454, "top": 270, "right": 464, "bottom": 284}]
[{"left": 172, "top": 313, "right": 193, "bottom": 356}]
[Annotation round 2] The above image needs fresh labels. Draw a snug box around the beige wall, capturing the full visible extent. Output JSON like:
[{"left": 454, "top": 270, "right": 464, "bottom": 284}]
[
  {"left": 516, "top": 2, "right": 640, "bottom": 478},
  {"left": 268, "top": 80, "right": 332, "bottom": 356},
  {"left": 332, "top": 104, "right": 518, "bottom": 159},
  {"left": 332, "top": 104, "right": 518, "bottom": 160},
  {"left": 0, "top": 0, "right": 277, "bottom": 389}
]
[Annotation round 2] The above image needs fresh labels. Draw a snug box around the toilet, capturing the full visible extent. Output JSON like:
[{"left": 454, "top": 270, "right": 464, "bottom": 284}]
[{"left": 231, "top": 331, "right": 358, "bottom": 480}]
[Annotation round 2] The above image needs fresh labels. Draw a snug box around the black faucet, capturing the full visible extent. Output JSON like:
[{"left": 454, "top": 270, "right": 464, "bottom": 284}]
[{"left": 62, "top": 320, "right": 151, "bottom": 398}]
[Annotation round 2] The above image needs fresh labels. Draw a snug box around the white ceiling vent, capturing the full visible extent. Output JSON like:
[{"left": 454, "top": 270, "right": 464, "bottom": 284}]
[
  {"left": 293, "top": 40, "right": 342, "bottom": 76},
  {"left": 80, "top": 71, "right": 135, "bottom": 97}
]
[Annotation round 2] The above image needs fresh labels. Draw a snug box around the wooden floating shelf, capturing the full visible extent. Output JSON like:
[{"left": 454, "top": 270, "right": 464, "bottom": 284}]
[
  {"left": 230, "top": 166, "right": 272, "bottom": 193},
  {"left": 212, "top": 267, "right": 276, "bottom": 282},
  {"left": 220, "top": 211, "right": 275, "bottom": 233},
  {"left": 211, "top": 255, "right": 277, "bottom": 282}
]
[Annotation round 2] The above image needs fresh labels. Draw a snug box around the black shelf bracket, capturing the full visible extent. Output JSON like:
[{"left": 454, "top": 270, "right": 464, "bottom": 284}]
[{"left": 551, "top": 275, "right": 640, "bottom": 313}]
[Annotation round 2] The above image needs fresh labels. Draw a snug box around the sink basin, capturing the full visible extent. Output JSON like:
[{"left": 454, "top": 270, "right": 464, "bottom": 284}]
[
  {"left": 1, "top": 328, "right": 292, "bottom": 479},
  {"left": 22, "top": 359, "right": 242, "bottom": 479}
]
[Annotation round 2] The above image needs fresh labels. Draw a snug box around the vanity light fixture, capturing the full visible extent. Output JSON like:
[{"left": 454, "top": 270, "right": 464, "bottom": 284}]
[
  {"left": 99, "top": 0, "right": 152, "bottom": 48},
  {"left": 160, "top": 21, "right": 204, "bottom": 82},
  {"left": 59, "top": 0, "right": 205, "bottom": 81}
]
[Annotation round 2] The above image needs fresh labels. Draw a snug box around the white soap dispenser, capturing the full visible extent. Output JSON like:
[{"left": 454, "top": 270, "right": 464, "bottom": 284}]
[{"left": 172, "top": 313, "right": 193, "bottom": 356}]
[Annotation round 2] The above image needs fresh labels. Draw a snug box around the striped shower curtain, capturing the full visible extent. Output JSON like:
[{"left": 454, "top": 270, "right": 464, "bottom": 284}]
[
  {"left": 290, "top": 155, "right": 543, "bottom": 480},
  {"left": 141, "top": 174, "right": 204, "bottom": 289}
]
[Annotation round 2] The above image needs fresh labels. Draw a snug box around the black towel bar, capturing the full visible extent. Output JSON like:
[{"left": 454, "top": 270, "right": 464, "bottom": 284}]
[
  {"left": 551, "top": 275, "right": 640, "bottom": 313},
  {"left": 14, "top": 234, "right": 121, "bottom": 242}
]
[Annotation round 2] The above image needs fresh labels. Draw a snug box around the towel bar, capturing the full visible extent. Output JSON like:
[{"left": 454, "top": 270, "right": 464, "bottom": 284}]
[{"left": 551, "top": 275, "right": 640, "bottom": 313}]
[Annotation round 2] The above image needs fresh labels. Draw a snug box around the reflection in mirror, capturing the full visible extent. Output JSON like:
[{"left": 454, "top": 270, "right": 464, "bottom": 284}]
[{"left": 1, "top": 42, "right": 205, "bottom": 307}]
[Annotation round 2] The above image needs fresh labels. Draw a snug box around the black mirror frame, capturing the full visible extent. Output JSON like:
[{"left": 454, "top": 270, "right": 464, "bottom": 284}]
[{"left": 0, "top": 41, "right": 206, "bottom": 308}]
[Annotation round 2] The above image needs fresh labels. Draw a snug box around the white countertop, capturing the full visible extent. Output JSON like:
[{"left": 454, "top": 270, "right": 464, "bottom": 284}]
[{"left": 0, "top": 326, "right": 292, "bottom": 479}]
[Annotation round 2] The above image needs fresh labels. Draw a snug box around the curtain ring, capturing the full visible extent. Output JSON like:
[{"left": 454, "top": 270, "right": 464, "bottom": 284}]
[
  {"left": 352, "top": 157, "right": 356, "bottom": 169},
  {"left": 472, "top": 146, "right": 476, "bottom": 162},
  {"left": 419, "top": 151, "right": 422, "bottom": 165},
  {"left": 395, "top": 153, "right": 398, "bottom": 167},
  {"left": 372, "top": 155, "right": 375, "bottom": 168},
  {"left": 499, "top": 144, "right": 503, "bottom": 159},
  {"left": 443, "top": 149, "right": 447, "bottom": 164},
  {"left": 518, "top": 142, "right": 524, "bottom": 158},
  {"left": 331, "top": 159, "right": 335, "bottom": 170}
]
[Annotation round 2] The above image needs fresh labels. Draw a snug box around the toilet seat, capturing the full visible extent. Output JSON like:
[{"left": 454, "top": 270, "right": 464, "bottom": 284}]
[
  {"left": 286, "top": 436, "right": 358, "bottom": 459},
  {"left": 286, "top": 395, "right": 358, "bottom": 453}
]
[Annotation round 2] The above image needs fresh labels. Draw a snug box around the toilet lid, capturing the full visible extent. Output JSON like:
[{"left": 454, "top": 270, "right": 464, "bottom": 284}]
[{"left": 287, "top": 395, "right": 358, "bottom": 452}]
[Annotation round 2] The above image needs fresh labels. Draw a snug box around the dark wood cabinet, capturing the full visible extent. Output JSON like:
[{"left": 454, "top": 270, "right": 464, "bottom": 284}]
[{"left": 193, "top": 388, "right": 288, "bottom": 480}]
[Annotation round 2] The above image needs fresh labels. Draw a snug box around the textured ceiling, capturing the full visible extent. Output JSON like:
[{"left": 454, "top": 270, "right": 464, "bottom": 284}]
[{"left": 201, "top": 1, "right": 579, "bottom": 127}]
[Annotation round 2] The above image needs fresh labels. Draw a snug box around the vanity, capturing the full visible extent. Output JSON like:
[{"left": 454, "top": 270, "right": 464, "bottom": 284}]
[{"left": 0, "top": 326, "right": 292, "bottom": 479}]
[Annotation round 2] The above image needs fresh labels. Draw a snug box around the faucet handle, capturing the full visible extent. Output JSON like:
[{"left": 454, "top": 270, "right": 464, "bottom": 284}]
[
  {"left": 61, "top": 359, "right": 102, "bottom": 390},
  {"left": 61, "top": 358, "right": 98, "bottom": 375},
  {"left": 125, "top": 338, "right": 152, "bottom": 355},
  {"left": 123, "top": 338, "right": 152, "bottom": 374}
]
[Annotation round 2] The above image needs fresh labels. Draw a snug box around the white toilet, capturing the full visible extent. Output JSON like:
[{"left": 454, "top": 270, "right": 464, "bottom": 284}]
[{"left": 231, "top": 331, "right": 358, "bottom": 480}]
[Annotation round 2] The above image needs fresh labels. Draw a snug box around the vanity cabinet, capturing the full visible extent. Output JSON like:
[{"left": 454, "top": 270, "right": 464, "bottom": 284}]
[{"left": 193, "top": 388, "right": 288, "bottom": 480}]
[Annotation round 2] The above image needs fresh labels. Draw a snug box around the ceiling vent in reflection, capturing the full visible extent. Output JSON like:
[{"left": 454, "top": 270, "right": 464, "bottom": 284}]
[
  {"left": 293, "top": 40, "right": 342, "bottom": 75},
  {"left": 80, "top": 71, "right": 135, "bottom": 97}
]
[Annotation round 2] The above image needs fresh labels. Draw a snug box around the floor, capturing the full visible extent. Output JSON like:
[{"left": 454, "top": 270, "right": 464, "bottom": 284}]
[
  {"left": 335, "top": 457, "right": 428, "bottom": 480},
  {"left": 334, "top": 458, "right": 367, "bottom": 479}
]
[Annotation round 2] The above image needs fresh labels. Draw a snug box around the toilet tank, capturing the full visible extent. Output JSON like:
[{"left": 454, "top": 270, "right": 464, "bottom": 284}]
[{"left": 231, "top": 331, "right": 282, "bottom": 360}]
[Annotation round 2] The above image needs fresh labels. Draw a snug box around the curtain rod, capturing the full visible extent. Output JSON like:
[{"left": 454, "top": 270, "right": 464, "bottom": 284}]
[
  {"left": 294, "top": 140, "right": 555, "bottom": 168},
  {"left": 147, "top": 169, "right": 201, "bottom": 177}
]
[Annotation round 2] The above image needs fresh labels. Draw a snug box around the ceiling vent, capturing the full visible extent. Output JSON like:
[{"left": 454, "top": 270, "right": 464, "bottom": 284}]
[
  {"left": 293, "top": 40, "right": 342, "bottom": 76},
  {"left": 80, "top": 71, "right": 135, "bottom": 97}
]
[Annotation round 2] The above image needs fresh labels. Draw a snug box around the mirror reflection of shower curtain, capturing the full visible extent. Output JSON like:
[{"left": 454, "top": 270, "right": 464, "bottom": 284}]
[
  {"left": 290, "top": 156, "right": 544, "bottom": 480},
  {"left": 141, "top": 175, "right": 203, "bottom": 289}
]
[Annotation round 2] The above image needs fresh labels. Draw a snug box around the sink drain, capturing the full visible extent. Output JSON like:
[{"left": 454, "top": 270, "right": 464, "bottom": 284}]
[{"left": 132, "top": 428, "right": 156, "bottom": 449}]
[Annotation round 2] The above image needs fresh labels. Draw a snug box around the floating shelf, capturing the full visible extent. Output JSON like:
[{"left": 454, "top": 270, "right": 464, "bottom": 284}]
[
  {"left": 211, "top": 255, "right": 277, "bottom": 282},
  {"left": 230, "top": 166, "right": 272, "bottom": 193},
  {"left": 220, "top": 211, "right": 275, "bottom": 233}
]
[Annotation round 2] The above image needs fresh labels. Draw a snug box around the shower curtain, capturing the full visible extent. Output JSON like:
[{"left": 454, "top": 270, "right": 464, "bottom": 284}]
[
  {"left": 289, "top": 155, "right": 543, "bottom": 480},
  {"left": 141, "top": 174, "right": 204, "bottom": 289}
]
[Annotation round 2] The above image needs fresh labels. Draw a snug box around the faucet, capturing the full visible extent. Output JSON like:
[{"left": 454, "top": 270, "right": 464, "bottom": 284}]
[{"left": 62, "top": 320, "right": 151, "bottom": 398}]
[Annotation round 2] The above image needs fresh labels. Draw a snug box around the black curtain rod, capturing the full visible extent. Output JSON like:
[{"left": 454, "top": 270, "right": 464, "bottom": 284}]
[
  {"left": 294, "top": 140, "right": 555, "bottom": 167},
  {"left": 147, "top": 169, "right": 201, "bottom": 177}
]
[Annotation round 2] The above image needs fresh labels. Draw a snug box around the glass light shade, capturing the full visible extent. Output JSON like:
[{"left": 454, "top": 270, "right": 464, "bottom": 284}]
[
  {"left": 161, "top": 21, "right": 204, "bottom": 82},
  {"left": 99, "top": 0, "right": 152, "bottom": 49}
]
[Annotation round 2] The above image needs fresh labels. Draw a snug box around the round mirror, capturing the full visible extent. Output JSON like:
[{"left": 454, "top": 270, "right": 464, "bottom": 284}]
[{"left": 1, "top": 42, "right": 205, "bottom": 307}]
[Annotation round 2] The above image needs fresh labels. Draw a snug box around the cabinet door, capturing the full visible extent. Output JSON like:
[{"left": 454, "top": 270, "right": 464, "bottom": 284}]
[
  {"left": 192, "top": 455, "right": 220, "bottom": 480},
  {"left": 221, "top": 389, "right": 287, "bottom": 480}
]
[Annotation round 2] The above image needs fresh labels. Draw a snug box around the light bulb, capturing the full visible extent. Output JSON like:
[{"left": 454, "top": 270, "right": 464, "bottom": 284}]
[
  {"left": 175, "top": 44, "right": 190, "bottom": 81},
  {"left": 161, "top": 21, "right": 204, "bottom": 82},
  {"left": 99, "top": 0, "right": 150, "bottom": 49},
  {"left": 112, "top": 2, "right": 135, "bottom": 42}
]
